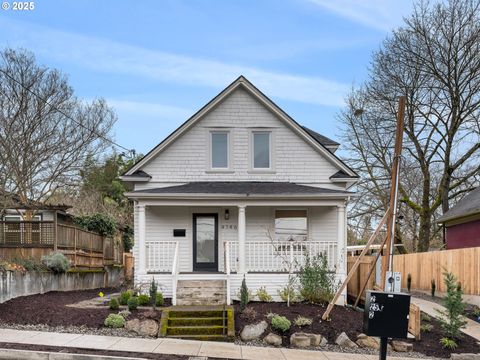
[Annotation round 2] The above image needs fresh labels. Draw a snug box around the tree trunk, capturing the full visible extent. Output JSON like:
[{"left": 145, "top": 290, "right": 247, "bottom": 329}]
[{"left": 417, "top": 210, "right": 431, "bottom": 252}]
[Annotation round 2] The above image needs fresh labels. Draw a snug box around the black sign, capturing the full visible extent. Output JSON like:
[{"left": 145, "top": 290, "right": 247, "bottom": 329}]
[
  {"left": 173, "top": 229, "right": 186, "bottom": 237},
  {"left": 363, "top": 291, "right": 410, "bottom": 338}
]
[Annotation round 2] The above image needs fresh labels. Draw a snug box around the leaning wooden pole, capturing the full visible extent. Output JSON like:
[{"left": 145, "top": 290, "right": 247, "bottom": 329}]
[
  {"left": 321, "top": 209, "right": 390, "bottom": 321},
  {"left": 353, "top": 234, "right": 388, "bottom": 308},
  {"left": 380, "top": 96, "right": 406, "bottom": 290}
]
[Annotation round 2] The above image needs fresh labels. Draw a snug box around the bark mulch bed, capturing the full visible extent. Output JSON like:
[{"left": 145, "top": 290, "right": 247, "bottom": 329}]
[
  {"left": 0, "top": 342, "right": 200, "bottom": 359},
  {"left": 234, "top": 301, "right": 480, "bottom": 359},
  {"left": 0, "top": 288, "right": 168, "bottom": 328}
]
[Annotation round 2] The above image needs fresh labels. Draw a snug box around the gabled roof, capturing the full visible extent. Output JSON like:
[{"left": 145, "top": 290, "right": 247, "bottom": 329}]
[
  {"left": 124, "top": 76, "right": 358, "bottom": 178},
  {"left": 301, "top": 126, "right": 339, "bottom": 148},
  {"left": 330, "top": 170, "right": 359, "bottom": 180},
  {"left": 437, "top": 186, "right": 480, "bottom": 223},
  {"left": 125, "top": 181, "right": 353, "bottom": 198}
]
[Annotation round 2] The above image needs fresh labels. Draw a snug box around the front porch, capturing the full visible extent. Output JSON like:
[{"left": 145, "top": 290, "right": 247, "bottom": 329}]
[{"left": 134, "top": 200, "right": 347, "bottom": 305}]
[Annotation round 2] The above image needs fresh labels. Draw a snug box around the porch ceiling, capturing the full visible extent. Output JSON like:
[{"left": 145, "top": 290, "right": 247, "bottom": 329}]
[{"left": 125, "top": 181, "right": 354, "bottom": 199}]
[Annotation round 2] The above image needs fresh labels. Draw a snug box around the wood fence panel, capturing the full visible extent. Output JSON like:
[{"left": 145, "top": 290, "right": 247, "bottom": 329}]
[
  {"left": 392, "top": 247, "right": 480, "bottom": 295},
  {"left": 347, "top": 256, "right": 376, "bottom": 303}
]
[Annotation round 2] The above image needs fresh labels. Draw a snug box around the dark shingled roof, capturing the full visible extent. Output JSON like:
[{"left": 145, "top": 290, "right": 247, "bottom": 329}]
[
  {"left": 130, "top": 181, "right": 351, "bottom": 196},
  {"left": 122, "top": 170, "right": 152, "bottom": 178},
  {"left": 330, "top": 170, "right": 359, "bottom": 179},
  {"left": 437, "top": 186, "right": 480, "bottom": 223},
  {"left": 301, "top": 126, "right": 339, "bottom": 147}
]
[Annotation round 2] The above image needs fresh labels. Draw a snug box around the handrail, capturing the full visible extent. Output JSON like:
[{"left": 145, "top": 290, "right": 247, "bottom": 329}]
[
  {"left": 171, "top": 240, "right": 180, "bottom": 306},
  {"left": 224, "top": 240, "right": 231, "bottom": 305}
]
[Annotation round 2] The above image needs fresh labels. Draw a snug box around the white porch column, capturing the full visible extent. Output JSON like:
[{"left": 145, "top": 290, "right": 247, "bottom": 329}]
[
  {"left": 337, "top": 204, "right": 346, "bottom": 275},
  {"left": 238, "top": 205, "right": 247, "bottom": 274},
  {"left": 137, "top": 204, "right": 147, "bottom": 275}
]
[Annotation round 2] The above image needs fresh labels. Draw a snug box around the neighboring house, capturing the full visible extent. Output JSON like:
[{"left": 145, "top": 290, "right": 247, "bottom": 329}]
[
  {"left": 437, "top": 186, "right": 480, "bottom": 250},
  {"left": 122, "top": 76, "right": 358, "bottom": 305},
  {"left": 0, "top": 194, "right": 72, "bottom": 246}
]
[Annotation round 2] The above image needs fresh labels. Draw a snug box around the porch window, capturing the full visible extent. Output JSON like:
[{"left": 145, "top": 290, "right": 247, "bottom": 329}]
[
  {"left": 275, "top": 210, "right": 307, "bottom": 241},
  {"left": 253, "top": 132, "right": 271, "bottom": 169},
  {"left": 211, "top": 131, "right": 229, "bottom": 169}
]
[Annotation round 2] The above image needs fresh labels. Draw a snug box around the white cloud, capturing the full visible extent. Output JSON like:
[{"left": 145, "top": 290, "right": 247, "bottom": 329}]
[
  {"left": 307, "top": 0, "right": 413, "bottom": 31},
  {"left": 0, "top": 16, "right": 350, "bottom": 107}
]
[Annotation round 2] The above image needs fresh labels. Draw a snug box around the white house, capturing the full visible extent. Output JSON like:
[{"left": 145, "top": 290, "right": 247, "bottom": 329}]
[{"left": 122, "top": 76, "right": 358, "bottom": 306}]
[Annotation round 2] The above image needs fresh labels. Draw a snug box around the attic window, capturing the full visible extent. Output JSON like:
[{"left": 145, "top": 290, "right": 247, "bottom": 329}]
[
  {"left": 253, "top": 131, "right": 271, "bottom": 169},
  {"left": 211, "top": 131, "right": 229, "bottom": 169}
]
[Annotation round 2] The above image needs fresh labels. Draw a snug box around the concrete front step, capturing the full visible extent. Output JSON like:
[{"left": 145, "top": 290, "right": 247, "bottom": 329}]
[
  {"left": 168, "top": 317, "right": 224, "bottom": 326},
  {"left": 176, "top": 279, "right": 226, "bottom": 305},
  {"left": 167, "top": 325, "right": 227, "bottom": 336}
]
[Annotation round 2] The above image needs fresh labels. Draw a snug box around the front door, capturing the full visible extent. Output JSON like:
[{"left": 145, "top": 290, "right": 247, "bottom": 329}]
[{"left": 193, "top": 214, "right": 218, "bottom": 271}]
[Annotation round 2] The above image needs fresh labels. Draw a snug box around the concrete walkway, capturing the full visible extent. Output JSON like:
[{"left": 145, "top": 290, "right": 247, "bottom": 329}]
[
  {"left": 0, "top": 328, "right": 426, "bottom": 360},
  {"left": 412, "top": 297, "right": 480, "bottom": 341}
]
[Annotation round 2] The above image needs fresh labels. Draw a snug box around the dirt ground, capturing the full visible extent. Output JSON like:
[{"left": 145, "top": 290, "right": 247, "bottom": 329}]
[
  {"left": 0, "top": 288, "right": 166, "bottom": 328},
  {"left": 234, "top": 301, "right": 480, "bottom": 359}
]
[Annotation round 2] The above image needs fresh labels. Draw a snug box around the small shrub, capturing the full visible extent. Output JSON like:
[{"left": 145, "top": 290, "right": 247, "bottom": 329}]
[
  {"left": 294, "top": 315, "right": 313, "bottom": 327},
  {"left": 271, "top": 315, "right": 291, "bottom": 332},
  {"left": 431, "top": 279, "right": 436, "bottom": 297},
  {"left": 109, "top": 297, "right": 119, "bottom": 310},
  {"left": 149, "top": 278, "right": 158, "bottom": 309},
  {"left": 421, "top": 313, "right": 432, "bottom": 322},
  {"left": 256, "top": 286, "right": 273, "bottom": 302},
  {"left": 240, "top": 306, "right": 257, "bottom": 322},
  {"left": 298, "top": 254, "right": 338, "bottom": 305},
  {"left": 421, "top": 324, "right": 433, "bottom": 332},
  {"left": 118, "top": 309, "right": 131, "bottom": 319},
  {"left": 407, "top": 273, "right": 412, "bottom": 293},
  {"left": 240, "top": 276, "right": 250, "bottom": 311},
  {"left": 119, "top": 290, "right": 133, "bottom": 305},
  {"left": 127, "top": 296, "right": 139, "bottom": 310},
  {"left": 155, "top": 292, "right": 164, "bottom": 307},
  {"left": 278, "top": 286, "right": 301, "bottom": 304},
  {"left": 41, "top": 252, "right": 70, "bottom": 273},
  {"left": 12, "top": 257, "right": 45, "bottom": 272},
  {"left": 436, "top": 271, "right": 467, "bottom": 341},
  {"left": 266, "top": 311, "right": 278, "bottom": 320},
  {"left": 138, "top": 294, "right": 150, "bottom": 306},
  {"left": 472, "top": 305, "right": 480, "bottom": 317},
  {"left": 104, "top": 314, "right": 125, "bottom": 328},
  {"left": 440, "top": 337, "right": 457, "bottom": 349}
]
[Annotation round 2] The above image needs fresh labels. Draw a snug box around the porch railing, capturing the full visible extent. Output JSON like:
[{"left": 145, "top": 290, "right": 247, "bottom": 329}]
[
  {"left": 229, "top": 240, "right": 338, "bottom": 273},
  {"left": 146, "top": 240, "right": 178, "bottom": 272}
]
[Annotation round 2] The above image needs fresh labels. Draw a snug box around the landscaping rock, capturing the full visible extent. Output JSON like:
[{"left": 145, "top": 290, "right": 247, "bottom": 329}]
[
  {"left": 290, "top": 332, "right": 326, "bottom": 348},
  {"left": 356, "top": 333, "right": 380, "bottom": 350},
  {"left": 335, "top": 332, "right": 358, "bottom": 348},
  {"left": 125, "top": 318, "right": 159, "bottom": 337},
  {"left": 240, "top": 320, "right": 268, "bottom": 341},
  {"left": 391, "top": 340, "right": 413, "bottom": 352},
  {"left": 263, "top": 332, "right": 282, "bottom": 346}
]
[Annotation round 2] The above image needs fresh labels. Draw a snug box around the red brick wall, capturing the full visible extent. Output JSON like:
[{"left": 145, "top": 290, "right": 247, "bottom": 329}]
[{"left": 446, "top": 219, "right": 480, "bottom": 249}]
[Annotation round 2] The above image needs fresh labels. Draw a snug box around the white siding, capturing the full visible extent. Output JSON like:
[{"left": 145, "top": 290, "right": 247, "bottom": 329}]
[
  {"left": 137, "top": 88, "right": 340, "bottom": 189},
  {"left": 141, "top": 205, "right": 339, "bottom": 272}
]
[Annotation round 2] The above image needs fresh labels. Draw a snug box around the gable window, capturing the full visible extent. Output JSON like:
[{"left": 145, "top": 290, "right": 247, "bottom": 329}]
[
  {"left": 211, "top": 131, "right": 229, "bottom": 169},
  {"left": 253, "top": 131, "right": 271, "bottom": 169},
  {"left": 275, "top": 210, "right": 308, "bottom": 242}
]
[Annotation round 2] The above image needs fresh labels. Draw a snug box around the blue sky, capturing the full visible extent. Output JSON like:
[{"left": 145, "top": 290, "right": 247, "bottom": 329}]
[{"left": 0, "top": 0, "right": 413, "bottom": 155}]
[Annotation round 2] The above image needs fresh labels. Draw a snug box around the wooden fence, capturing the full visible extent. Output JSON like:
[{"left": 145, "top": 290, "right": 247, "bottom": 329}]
[
  {"left": 347, "top": 256, "right": 376, "bottom": 303},
  {"left": 392, "top": 246, "right": 480, "bottom": 295},
  {"left": 0, "top": 221, "right": 123, "bottom": 268}
]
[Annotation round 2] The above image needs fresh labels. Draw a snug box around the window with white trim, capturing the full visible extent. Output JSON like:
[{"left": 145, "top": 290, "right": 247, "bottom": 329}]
[
  {"left": 210, "top": 131, "right": 229, "bottom": 169},
  {"left": 275, "top": 210, "right": 308, "bottom": 241},
  {"left": 252, "top": 131, "right": 271, "bottom": 169}
]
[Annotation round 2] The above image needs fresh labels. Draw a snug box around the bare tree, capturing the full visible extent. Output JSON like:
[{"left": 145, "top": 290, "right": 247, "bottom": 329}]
[
  {"left": 0, "top": 48, "right": 116, "bottom": 218},
  {"left": 341, "top": 0, "right": 480, "bottom": 252}
]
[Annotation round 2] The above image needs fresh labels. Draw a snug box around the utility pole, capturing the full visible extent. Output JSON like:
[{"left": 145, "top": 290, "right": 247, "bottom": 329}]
[{"left": 381, "top": 96, "right": 406, "bottom": 292}]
